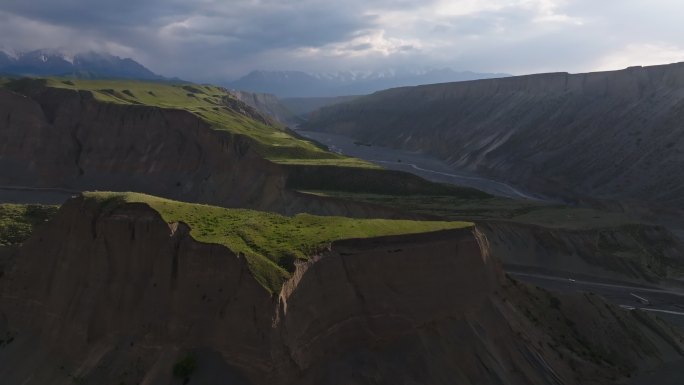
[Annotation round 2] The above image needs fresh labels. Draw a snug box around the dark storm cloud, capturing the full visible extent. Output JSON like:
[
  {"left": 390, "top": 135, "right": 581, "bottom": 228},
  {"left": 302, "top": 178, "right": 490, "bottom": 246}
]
[
  {"left": 0, "top": 0, "right": 189, "bottom": 27},
  {"left": 0, "top": 0, "right": 400, "bottom": 77},
  {"left": 0, "top": 0, "right": 377, "bottom": 49},
  {"left": 0, "top": 0, "right": 683, "bottom": 80},
  {"left": 167, "top": 7, "right": 378, "bottom": 52}
]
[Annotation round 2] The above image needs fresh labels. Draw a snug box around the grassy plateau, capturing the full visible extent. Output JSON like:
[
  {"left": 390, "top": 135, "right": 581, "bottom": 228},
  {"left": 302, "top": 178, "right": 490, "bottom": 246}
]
[
  {"left": 84, "top": 192, "right": 473, "bottom": 293},
  {"left": 38, "top": 78, "right": 375, "bottom": 168}
]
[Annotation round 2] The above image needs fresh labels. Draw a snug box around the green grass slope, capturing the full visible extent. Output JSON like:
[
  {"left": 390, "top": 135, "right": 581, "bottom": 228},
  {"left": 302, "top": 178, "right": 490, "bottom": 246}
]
[
  {"left": 84, "top": 192, "right": 473, "bottom": 293},
  {"left": 0, "top": 204, "right": 59, "bottom": 247},
  {"left": 302, "top": 191, "right": 637, "bottom": 230},
  {"left": 28, "top": 78, "right": 375, "bottom": 168}
]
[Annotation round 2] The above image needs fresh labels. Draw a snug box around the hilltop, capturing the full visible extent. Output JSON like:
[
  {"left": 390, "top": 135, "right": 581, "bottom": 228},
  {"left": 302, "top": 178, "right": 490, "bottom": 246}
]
[
  {"left": 41, "top": 78, "right": 367, "bottom": 165},
  {"left": 82, "top": 192, "right": 471, "bottom": 292},
  {"left": 230, "top": 89, "right": 302, "bottom": 125}
]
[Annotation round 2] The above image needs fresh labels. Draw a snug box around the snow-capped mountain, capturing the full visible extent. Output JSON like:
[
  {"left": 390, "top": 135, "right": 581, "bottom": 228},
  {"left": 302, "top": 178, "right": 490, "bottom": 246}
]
[
  {"left": 227, "top": 68, "right": 510, "bottom": 97},
  {"left": 0, "top": 49, "right": 164, "bottom": 80}
]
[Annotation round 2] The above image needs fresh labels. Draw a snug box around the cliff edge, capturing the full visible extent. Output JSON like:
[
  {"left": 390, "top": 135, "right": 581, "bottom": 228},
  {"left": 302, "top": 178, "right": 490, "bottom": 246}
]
[{"left": 1, "top": 196, "right": 682, "bottom": 384}]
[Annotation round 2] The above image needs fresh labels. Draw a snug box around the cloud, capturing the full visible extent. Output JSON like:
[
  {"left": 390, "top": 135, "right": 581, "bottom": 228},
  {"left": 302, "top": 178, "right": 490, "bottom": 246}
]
[
  {"left": 595, "top": 43, "right": 684, "bottom": 71},
  {"left": 0, "top": 0, "right": 683, "bottom": 80}
]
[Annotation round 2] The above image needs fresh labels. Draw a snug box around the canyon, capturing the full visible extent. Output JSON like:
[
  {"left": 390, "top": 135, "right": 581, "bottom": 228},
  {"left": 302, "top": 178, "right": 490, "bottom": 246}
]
[
  {"left": 304, "top": 63, "right": 684, "bottom": 213},
  {"left": 1, "top": 73, "right": 684, "bottom": 384}
]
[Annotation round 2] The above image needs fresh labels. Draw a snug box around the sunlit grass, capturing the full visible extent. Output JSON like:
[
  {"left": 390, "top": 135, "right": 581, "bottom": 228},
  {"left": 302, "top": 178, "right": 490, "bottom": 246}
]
[
  {"left": 44, "top": 78, "right": 377, "bottom": 168},
  {"left": 84, "top": 192, "right": 473, "bottom": 293}
]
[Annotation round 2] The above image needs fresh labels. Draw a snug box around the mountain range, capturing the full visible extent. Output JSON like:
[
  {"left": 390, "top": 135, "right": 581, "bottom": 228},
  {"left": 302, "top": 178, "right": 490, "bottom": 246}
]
[
  {"left": 227, "top": 68, "right": 510, "bottom": 97},
  {"left": 0, "top": 50, "right": 165, "bottom": 80},
  {"left": 304, "top": 62, "right": 684, "bottom": 214}
]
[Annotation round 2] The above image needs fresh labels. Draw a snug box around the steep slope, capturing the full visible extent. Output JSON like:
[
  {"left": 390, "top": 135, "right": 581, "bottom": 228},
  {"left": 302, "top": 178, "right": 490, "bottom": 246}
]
[
  {"left": 0, "top": 80, "right": 286, "bottom": 210},
  {"left": 0, "top": 203, "right": 57, "bottom": 278},
  {"left": 231, "top": 90, "right": 302, "bottom": 125},
  {"left": 477, "top": 221, "right": 684, "bottom": 283},
  {"left": 304, "top": 63, "right": 684, "bottom": 210},
  {"left": 281, "top": 95, "right": 360, "bottom": 118},
  {"left": 0, "top": 77, "right": 380, "bottom": 167},
  {"left": 306, "top": 191, "right": 684, "bottom": 284},
  {"left": 0, "top": 78, "right": 433, "bottom": 216},
  {"left": 80, "top": 192, "right": 472, "bottom": 293},
  {"left": 1, "top": 195, "right": 682, "bottom": 385}
]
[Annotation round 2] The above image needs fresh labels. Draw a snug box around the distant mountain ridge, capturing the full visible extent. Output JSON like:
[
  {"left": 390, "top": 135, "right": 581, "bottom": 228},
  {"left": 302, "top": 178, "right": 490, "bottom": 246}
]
[
  {"left": 281, "top": 95, "right": 361, "bottom": 118},
  {"left": 304, "top": 62, "right": 684, "bottom": 210},
  {"left": 228, "top": 68, "right": 510, "bottom": 97},
  {"left": 0, "top": 49, "right": 165, "bottom": 80},
  {"left": 230, "top": 90, "right": 302, "bottom": 125}
]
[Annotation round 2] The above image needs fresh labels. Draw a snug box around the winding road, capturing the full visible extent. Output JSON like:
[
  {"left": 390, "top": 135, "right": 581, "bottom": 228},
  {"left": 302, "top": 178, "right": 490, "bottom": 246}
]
[
  {"left": 508, "top": 270, "right": 684, "bottom": 384},
  {"left": 508, "top": 271, "right": 684, "bottom": 332}
]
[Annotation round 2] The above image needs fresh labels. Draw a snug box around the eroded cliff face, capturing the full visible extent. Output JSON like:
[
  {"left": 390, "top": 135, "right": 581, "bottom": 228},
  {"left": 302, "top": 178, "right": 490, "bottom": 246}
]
[
  {"left": 275, "top": 230, "right": 501, "bottom": 381},
  {"left": 1, "top": 197, "right": 682, "bottom": 385},
  {"left": 231, "top": 90, "right": 300, "bottom": 125},
  {"left": 0, "top": 198, "right": 276, "bottom": 384},
  {"left": 305, "top": 63, "right": 684, "bottom": 209},
  {"left": 0, "top": 83, "right": 413, "bottom": 218},
  {"left": 0, "top": 85, "right": 284, "bottom": 207}
]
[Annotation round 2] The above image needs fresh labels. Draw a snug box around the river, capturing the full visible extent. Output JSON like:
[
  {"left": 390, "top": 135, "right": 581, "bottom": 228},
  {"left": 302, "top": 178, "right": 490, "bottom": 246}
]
[{"left": 297, "top": 130, "right": 543, "bottom": 200}]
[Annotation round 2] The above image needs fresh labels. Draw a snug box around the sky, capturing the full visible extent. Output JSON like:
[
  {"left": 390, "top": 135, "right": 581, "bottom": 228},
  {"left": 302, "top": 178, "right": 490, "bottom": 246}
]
[{"left": 0, "top": 0, "right": 683, "bottom": 81}]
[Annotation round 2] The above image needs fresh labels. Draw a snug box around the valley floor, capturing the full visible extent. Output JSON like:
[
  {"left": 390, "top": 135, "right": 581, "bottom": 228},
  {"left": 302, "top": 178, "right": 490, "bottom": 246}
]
[{"left": 296, "top": 130, "right": 545, "bottom": 200}]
